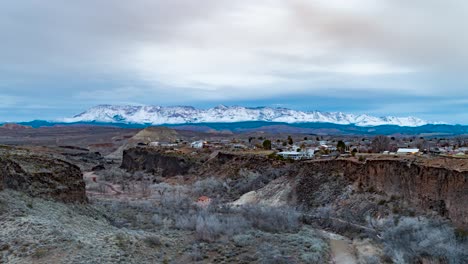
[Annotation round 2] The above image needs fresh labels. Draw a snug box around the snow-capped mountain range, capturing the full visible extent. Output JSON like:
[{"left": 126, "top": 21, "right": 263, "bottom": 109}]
[{"left": 63, "top": 105, "right": 435, "bottom": 127}]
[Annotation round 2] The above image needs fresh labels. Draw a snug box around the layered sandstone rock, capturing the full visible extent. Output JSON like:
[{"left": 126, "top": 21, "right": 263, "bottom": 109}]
[{"left": 0, "top": 146, "right": 87, "bottom": 203}]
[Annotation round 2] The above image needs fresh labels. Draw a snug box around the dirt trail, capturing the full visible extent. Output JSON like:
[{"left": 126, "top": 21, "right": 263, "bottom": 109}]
[
  {"left": 83, "top": 171, "right": 122, "bottom": 195},
  {"left": 330, "top": 239, "right": 357, "bottom": 264},
  {"left": 321, "top": 231, "right": 358, "bottom": 264}
]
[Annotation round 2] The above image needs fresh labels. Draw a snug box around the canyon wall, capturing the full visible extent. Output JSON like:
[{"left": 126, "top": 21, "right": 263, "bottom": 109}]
[
  {"left": 299, "top": 159, "right": 468, "bottom": 229},
  {"left": 0, "top": 147, "right": 87, "bottom": 203},
  {"left": 121, "top": 148, "right": 468, "bottom": 229},
  {"left": 121, "top": 147, "right": 197, "bottom": 177}
]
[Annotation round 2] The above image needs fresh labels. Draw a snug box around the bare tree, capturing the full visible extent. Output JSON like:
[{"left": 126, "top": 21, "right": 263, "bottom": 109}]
[
  {"left": 454, "top": 136, "right": 467, "bottom": 148},
  {"left": 371, "top": 135, "right": 391, "bottom": 153},
  {"left": 416, "top": 139, "right": 429, "bottom": 151}
]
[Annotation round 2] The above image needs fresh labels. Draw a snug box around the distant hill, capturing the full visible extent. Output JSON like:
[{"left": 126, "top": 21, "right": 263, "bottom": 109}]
[
  {"left": 0, "top": 123, "right": 32, "bottom": 130},
  {"left": 10, "top": 120, "right": 468, "bottom": 136},
  {"left": 130, "top": 127, "right": 179, "bottom": 143}
]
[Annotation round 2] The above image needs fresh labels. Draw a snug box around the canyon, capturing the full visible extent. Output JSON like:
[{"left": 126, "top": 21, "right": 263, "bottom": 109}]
[{"left": 122, "top": 147, "right": 468, "bottom": 229}]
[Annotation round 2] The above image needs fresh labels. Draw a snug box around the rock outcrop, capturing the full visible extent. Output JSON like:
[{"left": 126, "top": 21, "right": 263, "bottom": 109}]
[
  {"left": 298, "top": 159, "right": 468, "bottom": 230},
  {"left": 0, "top": 146, "right": 87, "bottom": 203},
  {"left": 121, "top": 147, "right": 196, "bottom": 177}
]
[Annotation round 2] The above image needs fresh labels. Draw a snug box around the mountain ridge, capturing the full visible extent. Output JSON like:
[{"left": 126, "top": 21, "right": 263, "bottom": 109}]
[{"left": 62, "top": 105, "right": 439, "bottom": 127}]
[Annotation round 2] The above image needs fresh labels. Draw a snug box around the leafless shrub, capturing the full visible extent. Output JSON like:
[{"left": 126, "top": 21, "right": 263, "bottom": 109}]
[
  {"left": 151, "top": 214, "right": 163, "bottom": 226},
  {"left": 86, "top": 182, "right": 108, "bottom": 193},
  {"left": 379, "top": 216, "right": 468, "bottom": 264},
  {"left": 192, "top": 177, "right": 226, "bottom": 197},
  {"left": 187, "top": 244, "right": 205, "bottom": 261},
  {"left": 98, "top": 167, "right": 130, "bottom": 182},
  {"left": 231, "top": 171, "right": 272, "bottom": 196},
  {"left": 195, "top": 212, "right": 250, "bottom": 242},
  {"left": 175, "top": 214, "right": 197, "bottom": 230},
  {"left": 159, "top": 191, "right": 192, "bottom": 214},
  {"left": 359, "top": 255, "right": 381, "bottom": 264},
  {"left": 196, "top": 213, "right": 224, "bottom": 242},
  {"left": 238, "top": 205, "right": 301, "bottom": 233},
  {"left": 143, "top": 235, "right": 161, "bottom": 248},
  {"left": 256, "top": 243, "right": 291, "bottom": 264},
  {"left": 140, "top": 180, "right": 151, "bottom": 197}
]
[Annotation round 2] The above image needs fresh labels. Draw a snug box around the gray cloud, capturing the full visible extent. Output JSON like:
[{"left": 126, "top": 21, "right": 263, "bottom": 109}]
[{"left": 0, "top": 0, "right": 467, "bottom": 122}]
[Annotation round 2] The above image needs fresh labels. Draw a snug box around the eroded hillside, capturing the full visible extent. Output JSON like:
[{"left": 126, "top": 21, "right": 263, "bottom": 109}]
[
  {"left": 122, "top": 147, "right": 468, "bottom": 230},
  {"left": 0, "top": 146, "right": 86, "bottom": 203}
]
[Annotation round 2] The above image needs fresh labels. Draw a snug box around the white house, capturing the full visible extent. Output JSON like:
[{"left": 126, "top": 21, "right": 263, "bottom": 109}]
[
  {"left": 305, "top": 149, "right": 315, "bottom": 158},
  {"left": 277, "top": 150, "right": 314, "bottom": 160},
  {"left": 232, "top": 144, "right": 247, "bottom": 149},
  {"left": 397, "top": 148, "right": 420, "bottom": 155},
  {"left": 191, "top": 141, "right": 205, "bottom": 149},
  {"left": 149, "top": 142, "right": 159, "bottom": 147}
]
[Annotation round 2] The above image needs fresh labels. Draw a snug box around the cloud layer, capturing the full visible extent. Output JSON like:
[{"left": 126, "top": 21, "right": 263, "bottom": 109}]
[{"left": 1, "top": 0, "right": 467, "bottom": 123}]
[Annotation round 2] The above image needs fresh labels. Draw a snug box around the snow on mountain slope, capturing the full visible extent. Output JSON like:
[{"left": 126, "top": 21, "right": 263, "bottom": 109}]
[{"left": 62, "top": 105, "right": 431, "bottom": 127}]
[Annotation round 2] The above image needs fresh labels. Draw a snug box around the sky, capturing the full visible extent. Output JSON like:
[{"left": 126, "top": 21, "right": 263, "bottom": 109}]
[{"left": 1, "top": 0, "right": 468, "bottom": 124}]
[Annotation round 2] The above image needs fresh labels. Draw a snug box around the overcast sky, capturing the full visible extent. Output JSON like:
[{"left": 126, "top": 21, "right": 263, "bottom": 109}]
[{"left": 1, "top": 0, "right": 468, "bottom": 123}]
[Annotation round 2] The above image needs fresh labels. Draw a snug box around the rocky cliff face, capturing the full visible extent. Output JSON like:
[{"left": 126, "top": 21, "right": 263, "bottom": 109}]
[
  {"left": 121, "top": 147, "right": 196, "bottom": 177},
  {"left": 120, "top": 148, "right": 468, "bottom": 229},
  {"left": 298, "top": 159, "right": 468, "bottom": 229},
  {"left": 0, "top": 147, "right": 87, "bottom": 203}
]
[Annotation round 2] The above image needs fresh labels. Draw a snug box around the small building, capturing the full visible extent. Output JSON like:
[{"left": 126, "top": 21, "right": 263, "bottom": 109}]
[
  {"left": 160, "top": 143, "right": 178, "bottom": 147},
  {"left": 277, "top": 150, "right": 314, "bottom": 160},
  {"left": 149, "top": 142, "right": 160, "bottom": 147},
  {"left": 232, "top": 144, "right": 247, "bottom": 149},
  {"left": 397, "top": 148, "right": 420, "bottom": 155},
  {"left": 191, "top": 141, "right": 205, "bottom": 149}
]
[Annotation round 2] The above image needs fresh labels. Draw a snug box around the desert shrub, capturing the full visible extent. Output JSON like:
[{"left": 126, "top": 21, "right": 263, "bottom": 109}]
[
  {"left": 151, "top": 214, "right": 163, "bottom": 226},
  {"left": 196, "top": 213, "right": 224, "bottom": 242},
  {"left": 160, "top": 192, "right": 192, "bottom": 214},
  {"left": 232, "top": 234, "right": 254, "bottom": 247},
  {"left": 380, "top": 216, "right": 468, "bottom": 264},
  {"left": 256, "top": 243, "right": 292, "bottom": 264},
  {"left": 143, "top": 235, "right": 161, "bottom": 248},
  {"left": 192, "top": 177, "right": 226, "bottom": 198},
  {"left": 195, "top": 212, "right": 250, "bottom": 241},
  {"left": 175, "top": 214, "right": 197, "bottom": 230},
  {"left": 187, "top": 244, "right": 205, "bottom": 261},
  {"left": 230, "top": 171, "right": 272, "bottom": 197},
  {"left": 86, "top": 182, "right": 108, "bottom": 193},
  {"left": 359, "top": 255, "right": 382, "bottom": 264},
  {"left": 455, "top": 228, "right": 468, "bottom": 242},
  {"left": 154, "top": 183, "right": 192, "bottom": 215},
  {"left": 238, "top": 205, "right": 301, "bottom": 233},
  {"left": 98, "top": 167, "right": 130, "bottom": 182},
  {"left": 139, "top": 180, "right": 152, "bottom": 197},
  {"left": 32, "top": 248, "right": 49, "bottom": 259},
  {"left": 115, "top": 233, "right": 131, "bottom": 250},
  {"left": 300, "top": 253, "right": 323, "bottom": 264}
]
